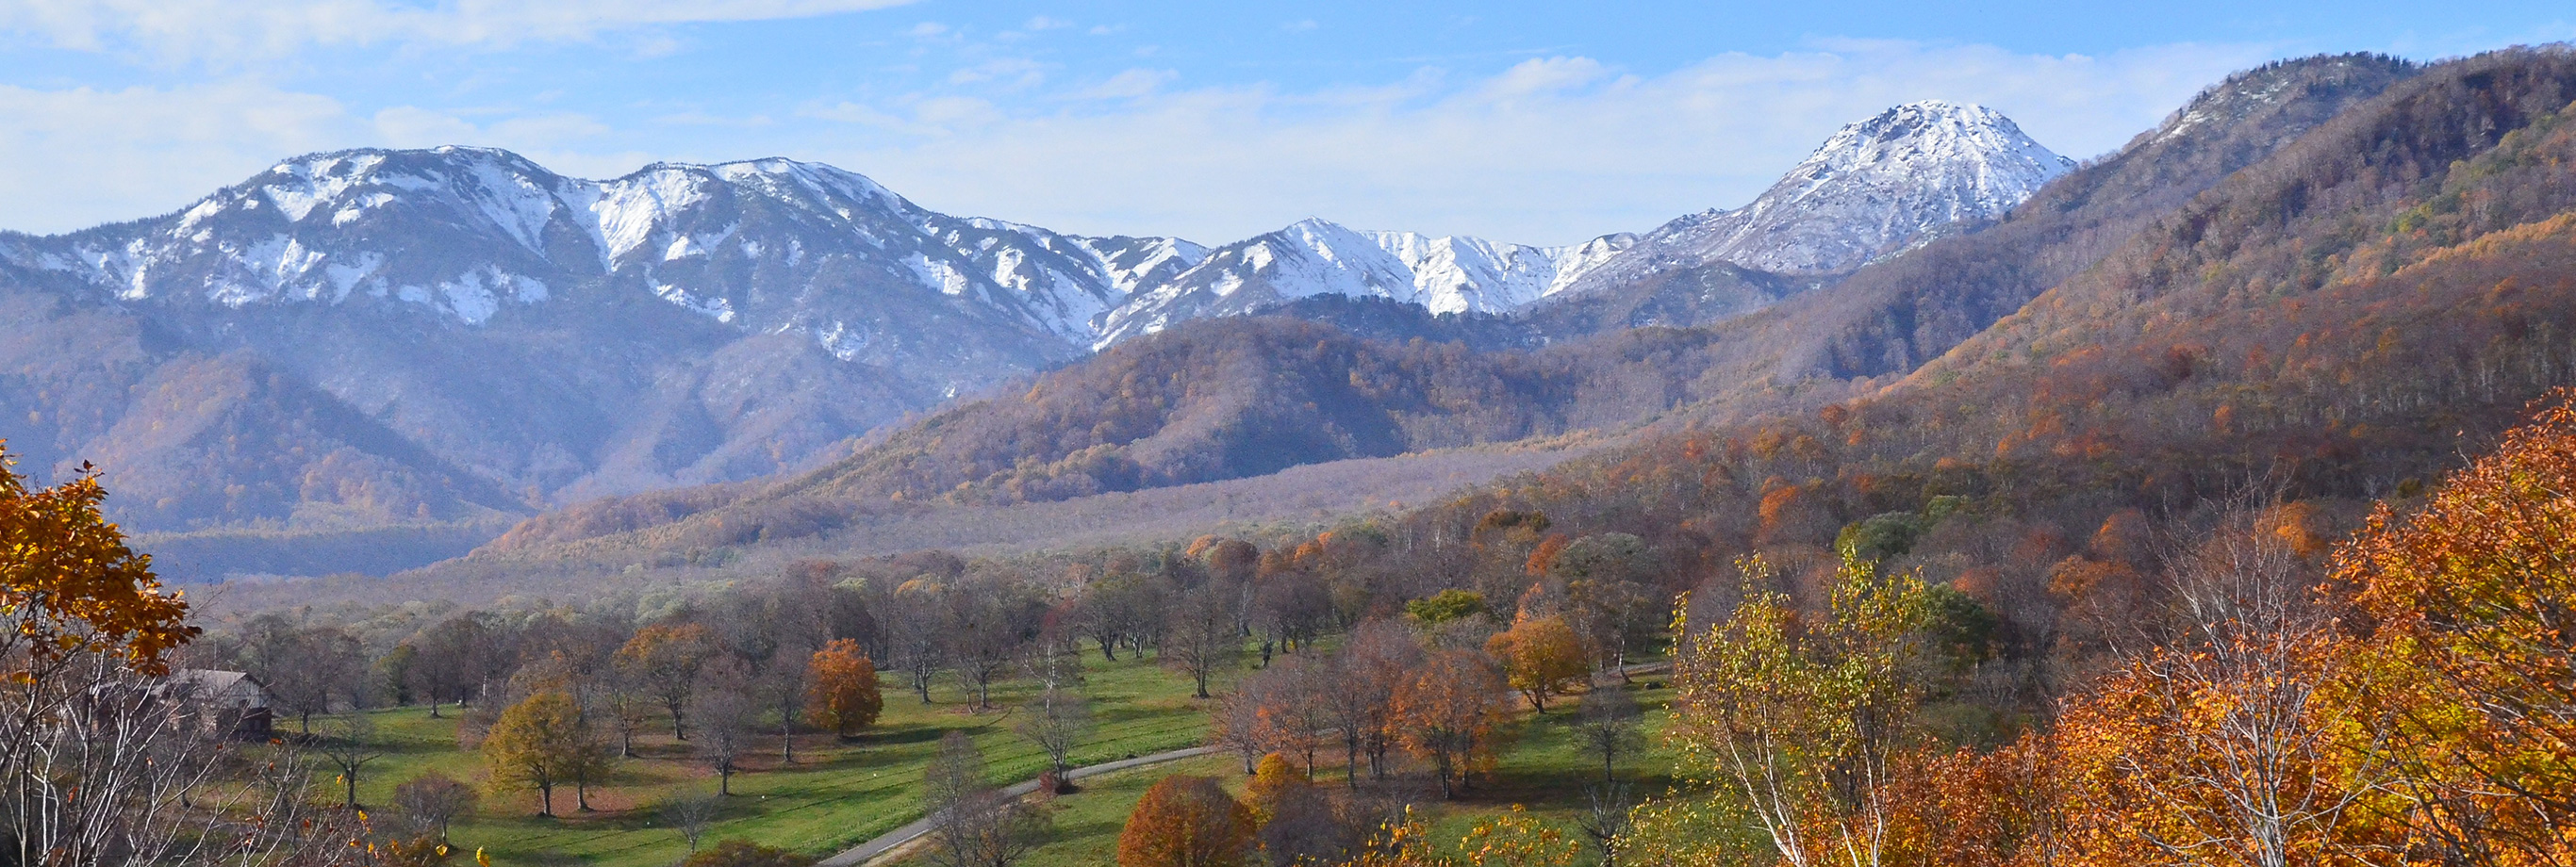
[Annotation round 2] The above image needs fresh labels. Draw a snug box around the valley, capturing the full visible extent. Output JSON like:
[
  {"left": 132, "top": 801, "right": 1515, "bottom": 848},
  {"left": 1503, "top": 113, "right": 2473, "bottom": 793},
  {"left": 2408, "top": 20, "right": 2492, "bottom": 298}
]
[{"left": 15, "top": 25, "right": 2576, "bottom": 867}]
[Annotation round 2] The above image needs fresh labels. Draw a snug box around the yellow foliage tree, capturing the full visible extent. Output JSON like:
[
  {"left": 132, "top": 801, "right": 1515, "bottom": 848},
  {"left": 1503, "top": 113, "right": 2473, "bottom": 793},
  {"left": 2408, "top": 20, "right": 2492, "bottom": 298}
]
[
  {"left": 1662, "top": 552, "right": 1930, "bottom": 867},
  {"left": 1244, "top": 753, "right": 1298, "bottom": 827},
  {"left": 483, "top": 690, "right": 590, "bottom": 817}
]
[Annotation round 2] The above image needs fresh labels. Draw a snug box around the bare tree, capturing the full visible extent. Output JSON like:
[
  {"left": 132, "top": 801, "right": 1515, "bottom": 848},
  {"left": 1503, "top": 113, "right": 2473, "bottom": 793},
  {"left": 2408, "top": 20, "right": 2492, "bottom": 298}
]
[
  {"left": 315, "top": 712, "right": 386, "bottom": 808},
  {"left": 1234, "top": 657, "right": 1331, "bottom": 777},
  {"left": 948, "top": 578, "right": 1039, "bottom": 712},
  {"left": 1577, "top": 781, "right": 1636, "bottom": 867},
  {"left": 407, "top": 611, "right": 511, "bottom": 715},
  {"left": 659, "top": 790, "right": 723, "bottom": 853},
  {"left": 1329, "top": 619, "right": 1423, "bottom": 783},
  {"left": 691, "top": 660, "right": 761, "bottom": 796},
  {"left": 602, "top": 667, "right": 652, "bottom": 758},
  {"left": 1016, "top": 681, "right": 1094, "bottom": 789},
  {"left": 393, "top": 770, "right": 479, "bottom": 842},
  {"left": 3, "top": 655, "right": 370, "bottom": 864},
  {"left": 1213, "top": 676, "right": 1272, "bottom": 776},
  {"left": 924, "top": 731, "right": 1050, "bottom": 867},
  {"left": 243, "top": 616, "right": 366, "bottom": 733},
  {"left": 882, "top": 581, "right": 950, "bottom": 703},
  {"left": 759, "top": 650, "right": 810, "bottom": 763},
  {"left": 1164, "top": 581, "right": 1245, "bottom": 699},
  {"left": 1572, "top": 683, "right": 1645, "bottom": 783}
]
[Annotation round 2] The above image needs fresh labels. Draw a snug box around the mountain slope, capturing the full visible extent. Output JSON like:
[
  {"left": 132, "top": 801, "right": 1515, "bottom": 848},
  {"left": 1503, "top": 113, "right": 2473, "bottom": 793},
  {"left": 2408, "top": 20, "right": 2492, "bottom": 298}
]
[
  {"left": 430, "top": 55, "right": 2421, "bottom": 567},
  {"left": 0, "top": 149, "right": 1216, "bottom": 532},
  {"left": 1612, "top": 53, "right": 2422, "bottom": 419}
]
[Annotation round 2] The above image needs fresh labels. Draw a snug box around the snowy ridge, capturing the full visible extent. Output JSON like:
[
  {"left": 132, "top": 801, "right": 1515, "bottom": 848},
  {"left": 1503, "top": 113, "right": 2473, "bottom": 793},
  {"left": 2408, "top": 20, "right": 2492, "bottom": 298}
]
[
  {"left": 8, "top": 99, "right": 2070, "bottom": 365},
  {"left": 1096, "top": 218, "right": 1633, "bottom": 345},
  {"left": 9, "top": 146, "right": 1212, "bottom": 370},
  {"left": 1560, "top": 101, "right": 2072, "bottom": 297}
]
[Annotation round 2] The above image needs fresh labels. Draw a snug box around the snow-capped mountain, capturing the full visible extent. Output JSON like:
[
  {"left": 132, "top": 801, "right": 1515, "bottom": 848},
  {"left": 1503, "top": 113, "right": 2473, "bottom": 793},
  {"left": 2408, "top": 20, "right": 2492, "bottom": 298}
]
[
  {"left": 0, "top": 99, "right": 2070, "bottom": 542},
  {"left": 1112, "top": 101, "right": 2071, "bottom": 340},
  {"left": 0, "top": 147, "right": 1219, "bottom": 532},
  {"left": 1557, "top": 101, "right": 2073, "bottom": 300},
  {"left": 1096, "top": 219, "right": 1632, "bottom": 345},
  {"left": 21, "top": 147, "right": 1209, "bottom": 375}
]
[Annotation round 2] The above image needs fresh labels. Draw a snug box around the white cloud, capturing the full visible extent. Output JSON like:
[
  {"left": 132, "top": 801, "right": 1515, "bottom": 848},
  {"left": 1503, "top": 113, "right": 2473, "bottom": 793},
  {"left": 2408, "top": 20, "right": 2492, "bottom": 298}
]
[
  {"left": 1023, "top": 15, "right": 1070, "bottom": 31},
  {"left": 0, "top": 82, "right": 353, "bottom": 232},
  {"left": 0, "top": 39, "right": 2287, "bottom": 247},
  {"left": 947, "top": 57, "right": 1047, "bottom": 88},
  {"left": 0, "top": 0, "right": 918, "bottom": 60},
  {"left": 0, "top": 82, "right": 634, "bottom": 233},
  {"left": 1073, "top": 68, "right": 1177, "bottom": 100}
]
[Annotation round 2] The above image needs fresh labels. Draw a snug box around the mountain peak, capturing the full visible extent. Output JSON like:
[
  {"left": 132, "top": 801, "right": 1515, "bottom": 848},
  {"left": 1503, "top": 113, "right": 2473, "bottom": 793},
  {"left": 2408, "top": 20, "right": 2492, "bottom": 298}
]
[{"left": 1566, "top": 100, "right": 2073, "bottom": 282}]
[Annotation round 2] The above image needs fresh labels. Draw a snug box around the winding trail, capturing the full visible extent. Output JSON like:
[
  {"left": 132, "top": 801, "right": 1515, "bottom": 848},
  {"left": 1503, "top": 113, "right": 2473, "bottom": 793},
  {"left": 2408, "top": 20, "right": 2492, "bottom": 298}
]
[
  {"left": 817, "top": 744, "right": 1219, "bottom": 867},
  {"left": 818, "top": 660, "right": 1672, "bottom": 867}
]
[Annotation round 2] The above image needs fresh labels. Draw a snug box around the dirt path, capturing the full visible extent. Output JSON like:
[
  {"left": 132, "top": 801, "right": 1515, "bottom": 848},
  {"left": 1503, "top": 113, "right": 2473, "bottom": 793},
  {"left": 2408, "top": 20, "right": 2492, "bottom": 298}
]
[
  {"left": 818, "top": 660, "right": 1672, "bottom": 867},
  {"left": 816, "top": 744, "right": 1219, "bottom": 867}
]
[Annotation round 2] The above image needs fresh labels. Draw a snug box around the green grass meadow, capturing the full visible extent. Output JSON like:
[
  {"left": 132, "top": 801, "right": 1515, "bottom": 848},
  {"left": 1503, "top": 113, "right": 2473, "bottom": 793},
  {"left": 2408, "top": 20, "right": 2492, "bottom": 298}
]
[{"left": 328, "top": 651, "right": 1211, "bottom": 866}]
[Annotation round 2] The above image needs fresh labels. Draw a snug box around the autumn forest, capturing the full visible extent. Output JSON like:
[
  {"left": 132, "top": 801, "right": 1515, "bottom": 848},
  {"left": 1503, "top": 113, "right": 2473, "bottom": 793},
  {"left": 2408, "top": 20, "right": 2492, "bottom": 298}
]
[{"left": 20, "top": 39, "right": 2576, "bottom": 867}]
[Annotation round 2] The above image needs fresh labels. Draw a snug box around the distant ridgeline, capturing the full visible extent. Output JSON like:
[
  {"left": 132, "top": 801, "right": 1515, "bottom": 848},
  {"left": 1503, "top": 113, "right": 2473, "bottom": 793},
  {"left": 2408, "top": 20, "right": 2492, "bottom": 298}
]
[{"left": 0, "top": 53, "right": 2446, "bottom": 583}]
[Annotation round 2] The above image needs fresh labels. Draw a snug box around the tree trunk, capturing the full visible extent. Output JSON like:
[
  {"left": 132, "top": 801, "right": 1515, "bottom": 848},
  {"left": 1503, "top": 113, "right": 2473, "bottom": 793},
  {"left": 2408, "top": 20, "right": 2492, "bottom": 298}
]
[
  {"left": 538, "top": 783, "right": 554, "bottom": 817},
  {"left": 343, "top": 772, "right": 358, "bottom": 809},
  {"left": 1345, "top": 733, "right": 1362, "bottom": 788}
]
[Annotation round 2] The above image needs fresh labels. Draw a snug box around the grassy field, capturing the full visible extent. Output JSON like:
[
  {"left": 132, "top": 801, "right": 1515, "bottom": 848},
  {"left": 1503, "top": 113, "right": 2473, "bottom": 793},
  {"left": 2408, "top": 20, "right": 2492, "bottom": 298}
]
[
  {"left": 924, "top": 679, "right": 1689, "bottom": 867},
  {"left": 324, "top": 651, "right": 1213, "bottom": 867}
]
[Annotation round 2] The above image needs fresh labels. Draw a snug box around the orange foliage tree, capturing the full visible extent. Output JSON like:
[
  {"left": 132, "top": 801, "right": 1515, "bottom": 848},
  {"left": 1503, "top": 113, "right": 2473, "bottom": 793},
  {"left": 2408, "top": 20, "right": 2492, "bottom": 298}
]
[
  {"left": 1117, "top": 775, "right": 1257, "bottom": 867},
  {"left": 0, "top": 453, "right": 194, "bottom": 678},
  {"left": 803, "top": 639, "right": 883, "bottom": 738},
  {"left": 2337, "top": 392, "right": 2576, "bottom": 866},
  {"left": 1390, "top": 648, "right": 1510, "bottom": 799},
  {"left": 1485, "top": 614, "right": 1589, "bottom": 713}
]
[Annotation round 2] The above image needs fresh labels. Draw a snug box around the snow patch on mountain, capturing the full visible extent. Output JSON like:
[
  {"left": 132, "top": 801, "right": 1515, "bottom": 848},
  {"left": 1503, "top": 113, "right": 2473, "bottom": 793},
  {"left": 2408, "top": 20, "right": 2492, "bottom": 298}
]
[{"left": 1095, "top": 218, "right": 1634, "bottom": 344}]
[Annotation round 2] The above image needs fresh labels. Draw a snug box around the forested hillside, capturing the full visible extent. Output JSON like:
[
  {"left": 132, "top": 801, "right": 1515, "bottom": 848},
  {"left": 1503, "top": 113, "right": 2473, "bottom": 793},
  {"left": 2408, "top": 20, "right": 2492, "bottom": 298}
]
[
  {"left": 445, "top": 54, "right": 2419, "bottom": 569},
  {"left": 143, "top": 45, "right": 2576, "bottom": 867}
]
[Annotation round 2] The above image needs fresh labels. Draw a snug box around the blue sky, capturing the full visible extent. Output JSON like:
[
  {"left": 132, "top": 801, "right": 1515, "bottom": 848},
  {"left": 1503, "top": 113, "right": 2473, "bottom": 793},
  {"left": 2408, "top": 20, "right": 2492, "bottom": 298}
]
[{"left": 0, "top": 2, "right": 2568, "bottom": 245}]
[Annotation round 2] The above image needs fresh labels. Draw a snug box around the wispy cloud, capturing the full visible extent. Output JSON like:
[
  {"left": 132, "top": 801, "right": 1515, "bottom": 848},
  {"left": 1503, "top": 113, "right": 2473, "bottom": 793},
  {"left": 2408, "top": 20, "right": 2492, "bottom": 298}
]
[
  {"left": 0, "top": 0, "right": 919, "bottom": 61},
  {"left": 0, "top": 39, "right": 2281, "bottom": 243},
  {"left": 813, "top": 40, "right": 2276, "bottom": 244},
  {"left": 1072, "top": 68, "right": 1178, "bottom": 100}
]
